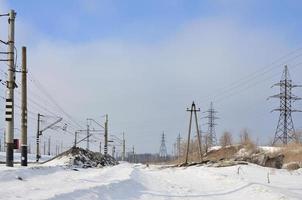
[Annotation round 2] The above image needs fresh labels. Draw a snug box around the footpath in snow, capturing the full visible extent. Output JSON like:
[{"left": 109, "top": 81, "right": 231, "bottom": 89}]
[{"left": 0, "top": 162, "right": 302, "bottom": 200}]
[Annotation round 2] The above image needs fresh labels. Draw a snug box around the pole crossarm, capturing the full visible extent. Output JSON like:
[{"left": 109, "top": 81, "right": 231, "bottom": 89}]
[
  {"left": 76, "top": 133, "right": 93, "bottom": 145},
  {"left": 87, "top": 118, "right": 105, "bottom": 129},
  {"left": 40, "top": 117, "right": 63, "bottom": 133}
]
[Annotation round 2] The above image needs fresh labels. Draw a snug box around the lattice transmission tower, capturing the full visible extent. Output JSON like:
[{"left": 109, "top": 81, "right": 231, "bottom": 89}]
[
  {"left": 269, "top": 65, "right": 301, "bottom": 145},
  {"left": 159, "top": 132, "right": 167, "bottom": 159},
  {"left": 203, "top": 102, "right": 218, "bottom": 147}
]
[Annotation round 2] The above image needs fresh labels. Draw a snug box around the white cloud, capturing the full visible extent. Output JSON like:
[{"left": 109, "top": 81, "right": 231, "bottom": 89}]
[
  {"left": 23, "top": 17, "right": 301, "bottom": 153},
  {"left": 1, "top": 2, "right": 301, "bottom": 152}
]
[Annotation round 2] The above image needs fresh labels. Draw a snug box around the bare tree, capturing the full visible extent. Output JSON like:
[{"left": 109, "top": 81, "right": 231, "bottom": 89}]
[
  {"left": 293, "top": 130, "right": 302, "bottom": 144},
  {"left": 240, "top": 129, "right": 252, "bottom": 145},
  {"left": 220, "top": 131, "right": 232, "bottom": 147}
]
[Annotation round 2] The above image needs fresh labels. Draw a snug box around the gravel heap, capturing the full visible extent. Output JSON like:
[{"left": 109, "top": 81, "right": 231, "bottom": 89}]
[{"left": 45, "top": 147, "right": 118, "bottom": 168}]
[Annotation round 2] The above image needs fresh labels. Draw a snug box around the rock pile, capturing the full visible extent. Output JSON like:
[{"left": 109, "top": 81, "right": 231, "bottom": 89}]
[{"left": 44, "top": 147, "right": 118, "bottom": 168}]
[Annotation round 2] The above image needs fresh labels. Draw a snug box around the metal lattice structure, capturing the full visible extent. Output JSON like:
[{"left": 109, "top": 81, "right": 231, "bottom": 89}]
[
  {"left": 269, "top": 65, "right": 301, "bottom": 145},
  {"left": 159, "top": 132, "right": 167, "bottom": 159},
  {"left": 204, "top": 102, "right": 218, "bottom": 147}
]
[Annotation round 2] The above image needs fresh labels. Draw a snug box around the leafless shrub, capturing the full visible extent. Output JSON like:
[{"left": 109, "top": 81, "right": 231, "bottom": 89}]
[
  {"left": 239, "top": 129, "right": 256, "bottom": 151},
  {"left": 220, "top": 131, "right": 233, "bottom": 147},
  {"left": 281, "top": 143, "right": 302, "bottom": 164},
  {"left": 293, "top": 130, "right": 302, "bottom": 144}
]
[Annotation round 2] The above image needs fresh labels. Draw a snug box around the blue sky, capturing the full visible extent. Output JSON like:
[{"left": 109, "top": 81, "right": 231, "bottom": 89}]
[
  {"left": 8, "top": 0, "right": 302, "bottom": 44},
  {"left": 1, "top": 0, "right": 302, "bottom": 154}
]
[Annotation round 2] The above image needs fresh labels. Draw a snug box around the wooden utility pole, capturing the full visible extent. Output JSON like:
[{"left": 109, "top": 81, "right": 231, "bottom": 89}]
[
  {"left": 21, "top": 46, "right": 28, "bottom": 166},
  {"left": 185, "top": 102, "right": 202, "bottom": 164},
  {"left": 5, "top": 10, "right": 16, "bottom": 167}
]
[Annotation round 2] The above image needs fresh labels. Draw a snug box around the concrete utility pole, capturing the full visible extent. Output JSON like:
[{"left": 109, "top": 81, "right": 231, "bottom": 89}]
[
  {"left": 104, "top": 114, "right": 108, "bottom": 155},
  {"left": 122, "top": 132, "right": 125, "bottom": 161},
  {"left": 112, "top": 145, "right": 115, "bottom": 158},
  {"left": 21, "top": 46, "right": 28, "bottom": 166},
  {"left": 36, "top": 114, "right": 62, "bottom": 161},
  {"left": 86, "top": 123, "right": 90, "bottom": 150},
  {"left": 177, "top": 134, "right": 181, "bottom": 161},
  {"left": 36, "top": 113, "right": 42, "bottom": 162},
  {"left": 74, "top": 131, "right": 78, "bottom": 147},
  {"left": 132, "top": 146, "right": 135, "bottom": 163},
  {"left": 43, "top": 141, "right": 46, "bottom": 155},
  {"left": 5, "top": 9, "right": 16, "bottom": 167},
  {"left": 47, "top": 137, "right": 51, "bottom": 155}
]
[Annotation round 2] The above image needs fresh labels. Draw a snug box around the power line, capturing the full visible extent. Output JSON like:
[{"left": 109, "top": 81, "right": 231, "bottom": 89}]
[
  {"left": 27, "top": 72, "right": 85, "bottom": 129},
  {"left": 200, "top": 48, "right": 302, "bottom": 104}
]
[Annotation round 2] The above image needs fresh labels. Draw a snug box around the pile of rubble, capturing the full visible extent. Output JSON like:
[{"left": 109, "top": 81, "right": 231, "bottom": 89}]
[
  {"left": 44, "top": 147, "right": 118, "bottom": 168},
  {"left": 199, "top": 145, "right": 300, "bottom": 169}
]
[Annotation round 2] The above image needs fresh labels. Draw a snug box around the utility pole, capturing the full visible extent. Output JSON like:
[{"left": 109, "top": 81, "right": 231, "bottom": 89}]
[
  {"left": 5, "top": 10, "right": 16, "bottom": 167},
  {"left": 43, "top": 141, "right": 46, "bottom": 155},
  {"left": 112, "top": 145, "right": 115, "bottom": 158},
  {"left": 3, "top": 132, "right": 6, "bottom": 153},
  {"left": 47, "top": 137, "right": 51, "bottom": 155},
  {"left": 36, "top": 114, "right": 62, "bottom": 161},
  {"left": 122, "top": 132, "right": 125, "bottom": 161},
  {"left": 172, "top": 143, "right": 176, "bottom": 159},
  {"left": 21, "top": 46, "right": 28, "bottom": 166},
  {"left": 36, "top": 113, "right": 42, "bottom": 162},
  {"left": 269, "top": 65, "right": 301, "bottom": 144},
  {"left": 177, "top": 134, "right": 181, "bottom": 161},
  {"left": 203, "top": 102, "right": 218, "bottom": 148},
  {"left": 132, "top": 145, "right": 135, "bottom": 163},
  {"left": 104, "top": 114, "right": 108, "bottom": 155},
  {"left": 185, "top": 101, "right": 202, "bottom": 164},
  {"left": 61, "top": 141, "right": 63, "bottom": 153},
  {"left": 74, "top": 131, "right": 78, "bottom": 147},
  {"left": 86, "top": 123, "right": 90, "bottom": 150},
  {"left": 99, "top": 141, "right": 102, "bottom": 153}
]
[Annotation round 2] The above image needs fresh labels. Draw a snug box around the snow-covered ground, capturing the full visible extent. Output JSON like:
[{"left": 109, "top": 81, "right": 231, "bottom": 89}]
[{"left": 0, "top": 162, "right": 301, "bottom": 200}]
